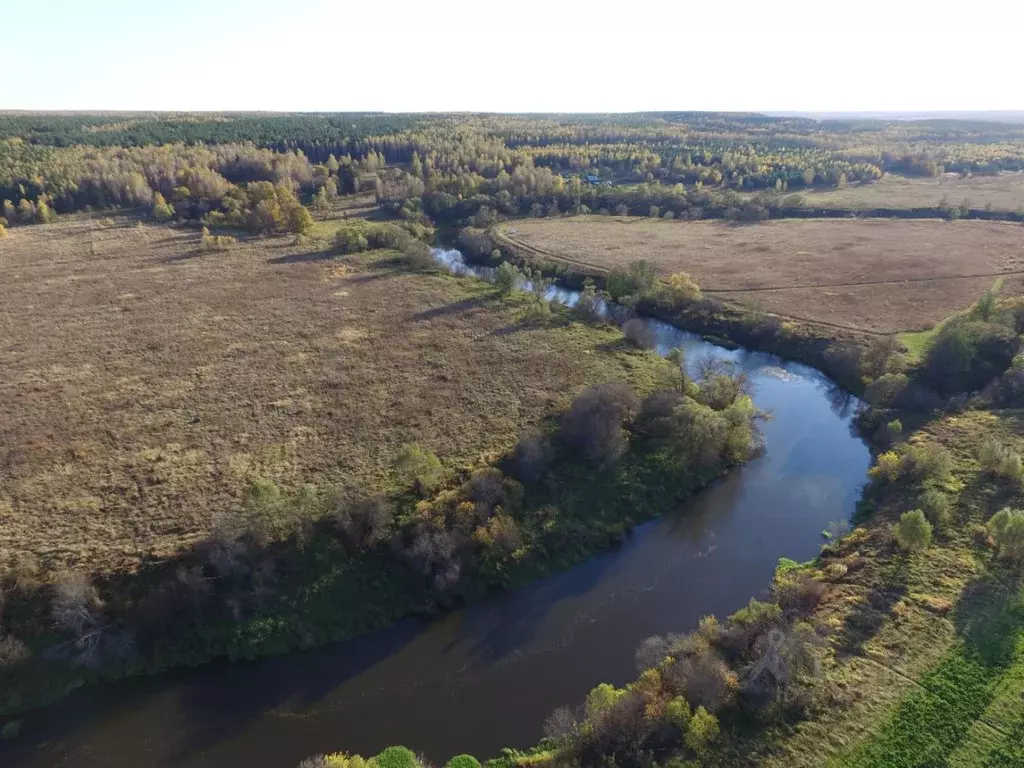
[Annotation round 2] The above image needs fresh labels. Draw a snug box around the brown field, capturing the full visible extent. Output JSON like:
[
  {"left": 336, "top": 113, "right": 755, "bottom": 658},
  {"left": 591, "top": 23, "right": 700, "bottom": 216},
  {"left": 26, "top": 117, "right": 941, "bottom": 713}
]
[
  {"left": 0, "top": 217, "right": 664, "bottom": 573},
  {"left": 503, "top": 217, "right": 1024, "bottom": 333},
  {"left": 796, "top": 171, "right": 1024, "bottom": 211}
]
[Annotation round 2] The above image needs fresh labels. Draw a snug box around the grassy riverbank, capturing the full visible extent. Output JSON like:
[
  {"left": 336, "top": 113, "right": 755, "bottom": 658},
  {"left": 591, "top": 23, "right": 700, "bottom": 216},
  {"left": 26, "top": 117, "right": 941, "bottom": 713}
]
[
  {"left": 308, "top": 407, "right": 1022, "bottom": 768},
  {"left": 296, "top": 265, "right": 1024, "bottom": 768},
  {"left": 0, "top": 230, "right": 766, "bottom": 724},
  {"left": 463, "top": 227, "right": 872, "bottom": 395}
]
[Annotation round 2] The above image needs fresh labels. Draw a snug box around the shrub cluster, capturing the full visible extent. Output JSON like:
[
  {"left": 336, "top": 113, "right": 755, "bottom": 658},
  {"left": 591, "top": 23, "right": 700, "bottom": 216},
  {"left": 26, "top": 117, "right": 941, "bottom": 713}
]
[{"left": 537, "top": 568, "right": 830, "bottom": 768}]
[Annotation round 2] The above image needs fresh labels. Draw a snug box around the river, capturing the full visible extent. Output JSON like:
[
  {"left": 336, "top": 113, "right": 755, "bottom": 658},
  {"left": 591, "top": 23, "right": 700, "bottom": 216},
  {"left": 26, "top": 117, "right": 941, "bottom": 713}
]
[{"left": 1, "top": 250, "right": 871, "bottom": 768}]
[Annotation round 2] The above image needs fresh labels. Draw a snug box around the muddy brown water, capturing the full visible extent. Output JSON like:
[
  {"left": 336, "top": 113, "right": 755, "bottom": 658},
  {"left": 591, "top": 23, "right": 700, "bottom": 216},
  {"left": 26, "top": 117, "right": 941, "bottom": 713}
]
[{"left": 2, "top": 252, "right": 871, "bottom": 767}]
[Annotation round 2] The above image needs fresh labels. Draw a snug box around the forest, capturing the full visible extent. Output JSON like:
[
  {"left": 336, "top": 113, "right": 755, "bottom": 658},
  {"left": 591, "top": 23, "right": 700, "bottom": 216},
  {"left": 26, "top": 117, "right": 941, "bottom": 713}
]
[{"left": 5, "top": 112, "right": 1024, "bottom": 241}]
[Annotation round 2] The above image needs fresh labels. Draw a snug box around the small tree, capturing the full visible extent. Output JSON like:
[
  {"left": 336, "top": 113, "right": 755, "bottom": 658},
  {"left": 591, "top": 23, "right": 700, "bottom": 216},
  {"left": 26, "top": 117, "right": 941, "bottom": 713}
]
[
  {"left": 401, "top": 240, "right": 434, "bottom": 271},
  {"left": 395, "top": 443, "right": 443, "bottom": 494},
  {"left": 374, "top": 746, "right": 421, "bottom": 768},
  {"left": 974, "top": 278, "right": 1003, "bottom": 321},
  {"left": 623, "top": 318, "right": 656, "bottom": 349},
  {"left": 334, "top": 226, "right": 369, "bottom": 254},
  {"left": 894, "top": 509, "right": 933, "bottom": 552},
  {"left": 287, "top": 204, "right": 315, "bottom": 235},
  {"left": 35, "top": 196, "right": 54, "bottom": 223},
  {"left": 662, "top": 271, "right": 701, "bottom": 303},
  {"left": 986, "top": 507, "right": 1024, "bottom": 561},
  {"left": 17, "top": 198, "right": 35, "bottom": 223},
  {"left": 150, "top": 191, "right": 175, "bottom": 221},
  {"left": 861, "top": 335, "right": 902, "bottom": 379},
  {"left": 685, "top": 706, "right": 720, "bottom": 756},
  {"left": 606, "top": 260, "right": 658, "bottom": 301},
  {"left": 559, "top": 382, "right": 639, "bottom": 466},
  {"left": 665, "top": 696, "right": 692, "bottom": 730},
  {"left": 667, "top": 347, "right": 687, "bottom": 393},
  {"left": 493, "top": 262, "right": 520, "bottom": 296},
  {"left": 917, "top": 489, "right": 952, "bottom": 529}
]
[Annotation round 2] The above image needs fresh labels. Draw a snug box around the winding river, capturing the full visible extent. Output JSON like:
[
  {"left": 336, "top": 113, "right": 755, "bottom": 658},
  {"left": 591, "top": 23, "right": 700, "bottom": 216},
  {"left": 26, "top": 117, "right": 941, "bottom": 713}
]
[{"left": 1, "top": 250, "right": 871, "bottom": 768}]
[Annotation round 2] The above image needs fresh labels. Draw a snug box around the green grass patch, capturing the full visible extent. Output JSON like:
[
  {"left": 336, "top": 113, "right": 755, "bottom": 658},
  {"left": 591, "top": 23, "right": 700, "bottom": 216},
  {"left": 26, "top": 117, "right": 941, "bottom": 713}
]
[
  {"left": 897, "top": 327, "right": 938, "bottom": 364},
  {"left": 835, "top": 584, "right": 1024, "bottom": 768}
]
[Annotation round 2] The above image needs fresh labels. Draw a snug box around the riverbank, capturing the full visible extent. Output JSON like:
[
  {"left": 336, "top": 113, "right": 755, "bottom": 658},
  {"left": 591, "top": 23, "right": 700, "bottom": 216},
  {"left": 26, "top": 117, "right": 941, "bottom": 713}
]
[
  {"left": 290, "top": 381, "right": 1024, "bottom": 768},
  {"left": 471, "top": 227, "right": 874, "bottom": 395},
  {"left": 0, "top": 297, "right": 871, "bottom": 767},
  {"left": 0, "top": 244, "right": 771, "bottom": 727}
]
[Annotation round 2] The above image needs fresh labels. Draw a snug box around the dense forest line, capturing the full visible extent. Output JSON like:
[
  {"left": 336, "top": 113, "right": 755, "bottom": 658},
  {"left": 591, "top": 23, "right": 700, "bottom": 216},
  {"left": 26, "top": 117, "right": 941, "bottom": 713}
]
[{"left": 4, "top": 113, "right": 1024, "bottom": 236}]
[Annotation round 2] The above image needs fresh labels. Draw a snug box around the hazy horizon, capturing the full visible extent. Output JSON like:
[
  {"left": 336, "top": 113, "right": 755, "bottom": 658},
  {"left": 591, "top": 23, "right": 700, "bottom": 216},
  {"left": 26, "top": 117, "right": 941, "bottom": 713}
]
[{"left": 7, "top": 0, "right": 1022, "bottom": 113}]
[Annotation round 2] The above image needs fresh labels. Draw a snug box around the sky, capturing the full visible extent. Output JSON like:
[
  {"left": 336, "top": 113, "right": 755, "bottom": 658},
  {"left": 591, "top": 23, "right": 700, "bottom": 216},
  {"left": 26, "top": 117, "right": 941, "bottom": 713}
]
[{"left": 6, "top": 0, "right": 1022, "bottom": 113}]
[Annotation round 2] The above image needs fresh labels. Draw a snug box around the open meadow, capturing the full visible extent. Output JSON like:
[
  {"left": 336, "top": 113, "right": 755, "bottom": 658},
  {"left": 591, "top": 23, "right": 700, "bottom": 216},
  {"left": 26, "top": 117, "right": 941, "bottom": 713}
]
[
  {"left": 797, "top": 171, "right": 1024, "bottom": 212},
  {"left": 502, "top": 216, "right": 1024, "bottom": 333},
  {"left": 0, "top": 216, "right": 664, "bottom": 574}
]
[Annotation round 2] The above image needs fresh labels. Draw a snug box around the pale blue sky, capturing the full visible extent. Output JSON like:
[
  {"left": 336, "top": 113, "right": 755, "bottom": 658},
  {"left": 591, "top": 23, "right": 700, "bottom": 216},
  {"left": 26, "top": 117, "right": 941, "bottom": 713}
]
[{"left": 7, "top": 0, "right": 1022, "bottom": 112}]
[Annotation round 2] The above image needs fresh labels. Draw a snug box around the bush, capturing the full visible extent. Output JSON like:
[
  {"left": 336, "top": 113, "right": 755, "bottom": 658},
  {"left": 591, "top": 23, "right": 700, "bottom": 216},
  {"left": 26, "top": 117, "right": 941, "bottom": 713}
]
[
  {"left": 510, "top": 431, "right": 553, "bottom": 484},
  {"left": 473, "top": 513, "right": 523, "bottom": 556},
  {"left": 199, "top": 226, "right": 236, "bottom": 252},
  {"left": 986, "top": 507, "right": 1024, "bottom": 561},
  {"left": 684, "top": 706, "right": 720, "bottom": 756},
  {"left": 901, "top": 442, "right": 952, "bottom": 484},
  {"left": 333, "top": 226, "right": 369, "bottom": 254},
  {"left": 775, "top": 573, "right": 828, "bottom": 614},
  {"left": 635, "top": 634, "right": 674, "bottom": 672},
  {"left": 520, "top": 295, "right": 553, "bottom": 323},
  {"left": 401, "top": 240, "right": 434, "bottom": 270},
  {"left": 917, "top": 488, "right": 953, "bottom": 528},
  {"left": 923, "top": 320, "right": 1016, "bottom": 394},
  {"left": 663, "top": 648, "right": 737, "bottom": 714},
  {"left": 560, "top": 382, "right": 639, "bottom": 466},
  {"left": 886, "top": 419, "right": 904, "bottom": 443},
  {"left": 660, "top": 271, "right": 701, "bottom": 303},
  {"left": 861, "top": 335, "right": 902, "bottom": 379},
  {"left": 394, "top": 443, "right": 443, "bottom": 493},
  {"left": 894, "top": 509, "right": 933, "bottom": 552},
  {"left": 979, "top": 439, "right": 1024, "bottom": 483},
  {"left": 375, "top": 746, "right": 421, "bottom": 768},
  {"left": 868, "top": 451, "right": 902, "bottom": 483},
  {"left": 543, "top": 706, "right": 578, "bottom": 741},
  {"left": 605, "top": 259, "right": 658, "bottom": 300},
  {"left": 864, "top": 373, "right": 909, "bottom": 408},
  {"left": 665, "top": 696, "right": 692, "bottom": 730},
  {"left": 334, "top": 495, "right": 394, "bottom": 551},
  {"left": 623, "top": 318, "right": 656, "bottom": 349},
  {"left": 445, "top": 756, "right": 481, "bottom": 768},
  {"left": 493, "top": 261, "right": 521, "bottom": 295},
  {"left": 572, "top": 283, "right": 605, "bottom": 323}
]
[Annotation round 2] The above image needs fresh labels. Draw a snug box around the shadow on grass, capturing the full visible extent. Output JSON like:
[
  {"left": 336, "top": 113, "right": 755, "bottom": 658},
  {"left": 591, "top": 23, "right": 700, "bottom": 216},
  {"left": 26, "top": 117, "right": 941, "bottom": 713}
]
[
  {"left": 834, "top": 554, "right": 911, "bottom": 657},
  {"left": 268, "top": 249, "right": 337, "bottom": 264},
  {"left": 154, "top": 250, "right": 204, "bottom": 264},
  {"left": 953, "top": 567, "right": 1023, "bottom": 666},
  {"left": 408, "top": 297, "right": 486, "bottom": 322},
  {"left": 491, "top": 315, "right": 574, "bottom": 337}
]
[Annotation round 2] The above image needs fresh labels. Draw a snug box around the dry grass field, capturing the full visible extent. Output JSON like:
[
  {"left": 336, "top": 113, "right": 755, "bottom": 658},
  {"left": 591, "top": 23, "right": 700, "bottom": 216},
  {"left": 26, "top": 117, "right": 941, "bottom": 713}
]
[
  {"left": 0, "top": 217, "right": 665, "bottom": 574},
  {"left": 796, "top": 172, "right": 1024, "bottom": 211},
  {"left": 502, "top": 217, "right": 1024, "bottom": 333}
]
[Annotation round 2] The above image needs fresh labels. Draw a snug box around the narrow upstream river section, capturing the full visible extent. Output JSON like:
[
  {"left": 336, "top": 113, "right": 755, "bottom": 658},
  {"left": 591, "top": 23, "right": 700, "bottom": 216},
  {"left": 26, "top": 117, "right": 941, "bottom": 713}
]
[{"left": 3, "top": 250, "right": 871, "bottom": 768}]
